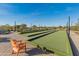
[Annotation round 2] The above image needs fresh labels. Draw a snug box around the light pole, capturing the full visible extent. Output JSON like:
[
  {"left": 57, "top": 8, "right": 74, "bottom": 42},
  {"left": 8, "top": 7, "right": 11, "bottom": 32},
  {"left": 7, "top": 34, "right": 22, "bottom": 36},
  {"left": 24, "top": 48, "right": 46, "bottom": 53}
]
[
  {"left": 68, "top": 16, "right": 70, "bottom": 35},
  {"left": 14, "top": 21, "right": 16, "bottom": 32},
  {"left": 30, "top": 23, "right": 32, "bottom": 31},
  {"left": 39, "top": 24, "right": 40, "bottom": 31}
]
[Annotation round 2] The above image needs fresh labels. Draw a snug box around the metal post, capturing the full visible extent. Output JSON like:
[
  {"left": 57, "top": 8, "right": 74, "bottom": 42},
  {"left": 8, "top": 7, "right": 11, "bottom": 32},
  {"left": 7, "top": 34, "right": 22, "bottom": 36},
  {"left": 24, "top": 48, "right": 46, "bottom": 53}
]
[
  {"left": 31, "top": 23, "right": 32, "bottom": 31},
  {"left": 14, "top": 21, "right": 16, "bottom": 32},
  {"left": 68, "top": 16, "right": 70, "bottom": 35},
  {"left": 39, "top": 24, "right": 40, "bottom": 31}
]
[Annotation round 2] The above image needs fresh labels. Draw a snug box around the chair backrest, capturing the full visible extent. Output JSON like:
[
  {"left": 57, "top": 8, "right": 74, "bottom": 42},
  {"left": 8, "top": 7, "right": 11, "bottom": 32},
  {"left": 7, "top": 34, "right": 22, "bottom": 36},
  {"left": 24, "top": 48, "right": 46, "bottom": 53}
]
[{"left": 10, "top": 39, "right": 17, "bottom": 47}]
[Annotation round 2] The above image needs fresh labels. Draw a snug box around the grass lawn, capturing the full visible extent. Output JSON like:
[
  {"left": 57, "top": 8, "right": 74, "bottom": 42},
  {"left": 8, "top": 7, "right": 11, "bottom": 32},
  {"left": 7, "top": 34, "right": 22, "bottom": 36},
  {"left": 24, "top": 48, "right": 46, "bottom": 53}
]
[{"left": 30, "top": 30, "right": 73, "bottom": 56}]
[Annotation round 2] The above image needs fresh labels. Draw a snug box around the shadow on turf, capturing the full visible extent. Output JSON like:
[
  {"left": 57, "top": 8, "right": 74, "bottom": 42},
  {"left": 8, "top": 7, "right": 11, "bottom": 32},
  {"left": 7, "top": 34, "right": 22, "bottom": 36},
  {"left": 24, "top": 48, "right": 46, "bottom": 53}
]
[
  {"left": 28, "top": 31, "right": 47, "bottom": 37},
  {"left": 26, "top": 47, "right": 53, "bottom": 56},
  {"left": 67, "top": 31, "right": 79, "bottom": 56}
]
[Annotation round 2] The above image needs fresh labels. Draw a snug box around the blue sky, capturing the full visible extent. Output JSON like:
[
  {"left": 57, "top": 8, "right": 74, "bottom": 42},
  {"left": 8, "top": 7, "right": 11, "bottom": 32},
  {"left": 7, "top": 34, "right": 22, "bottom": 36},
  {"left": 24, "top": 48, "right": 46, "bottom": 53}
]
[{"left": 0, "top": 3, "right": 79, "bottom": 26}]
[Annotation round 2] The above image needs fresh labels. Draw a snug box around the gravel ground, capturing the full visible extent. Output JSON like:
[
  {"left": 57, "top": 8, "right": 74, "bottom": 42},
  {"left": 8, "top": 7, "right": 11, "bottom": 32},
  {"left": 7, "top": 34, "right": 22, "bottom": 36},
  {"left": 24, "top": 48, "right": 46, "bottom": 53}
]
[
  {"left": 70, "top": 31, "right": 79, "bottom": 56},
  {"left": 0, "top": 33, "right": 54, "bottom": 56}
]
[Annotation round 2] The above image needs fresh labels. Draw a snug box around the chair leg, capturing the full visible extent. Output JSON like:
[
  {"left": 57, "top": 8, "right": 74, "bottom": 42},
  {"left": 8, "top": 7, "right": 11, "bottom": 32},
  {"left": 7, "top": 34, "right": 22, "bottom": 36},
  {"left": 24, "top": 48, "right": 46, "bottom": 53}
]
[
  {"left": 12, "top": 50, "right": 14, "bottom": 54},
  {"left": 25, "top": 46, "right": 26, "bottom": 52},
  {"left": 16, "top": 49, "right": 20, "bottom": 56},
  {"left": 16, "top": 51, "right": 19, "bottom": 56}
]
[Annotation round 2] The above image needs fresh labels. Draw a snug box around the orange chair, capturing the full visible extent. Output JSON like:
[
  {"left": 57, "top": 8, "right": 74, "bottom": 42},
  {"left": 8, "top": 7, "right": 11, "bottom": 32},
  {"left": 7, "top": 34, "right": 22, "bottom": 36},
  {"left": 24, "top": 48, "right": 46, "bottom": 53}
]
[{"left": 10, "top": 39, "right": 26, "bottom": 56}]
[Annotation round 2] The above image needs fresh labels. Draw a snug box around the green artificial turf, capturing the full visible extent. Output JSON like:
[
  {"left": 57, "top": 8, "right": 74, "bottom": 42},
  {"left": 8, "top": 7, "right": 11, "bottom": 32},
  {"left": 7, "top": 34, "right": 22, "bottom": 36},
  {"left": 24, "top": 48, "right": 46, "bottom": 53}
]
[
  {"left": 22, "top": 30, "right": 47, "bottom": 36},
  {"left": 30, "top": 30, "right": 73, "bottom": 56}
]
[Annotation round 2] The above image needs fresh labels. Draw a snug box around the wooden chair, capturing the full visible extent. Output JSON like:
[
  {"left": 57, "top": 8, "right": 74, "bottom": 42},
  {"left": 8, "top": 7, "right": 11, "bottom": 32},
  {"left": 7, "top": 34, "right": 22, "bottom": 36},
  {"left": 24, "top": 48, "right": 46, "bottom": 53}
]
[{"left": 10, "top": 39, "right": 26, "bottom": 56}]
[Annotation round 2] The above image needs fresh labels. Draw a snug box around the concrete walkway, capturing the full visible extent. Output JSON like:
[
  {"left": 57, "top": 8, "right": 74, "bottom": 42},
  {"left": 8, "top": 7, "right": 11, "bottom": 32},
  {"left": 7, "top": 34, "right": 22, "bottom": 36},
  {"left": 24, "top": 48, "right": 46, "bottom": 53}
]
[
  {"left": 0, "top": 33, "right": 54, "bottom": 56},
  {"left": 70, "top": 31, "right": 79, "bottom": 56}
]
